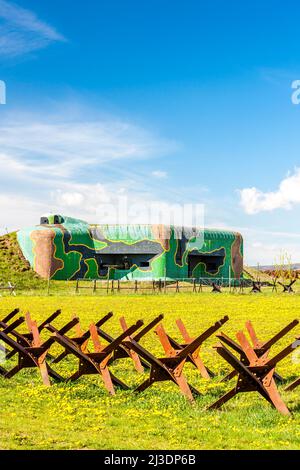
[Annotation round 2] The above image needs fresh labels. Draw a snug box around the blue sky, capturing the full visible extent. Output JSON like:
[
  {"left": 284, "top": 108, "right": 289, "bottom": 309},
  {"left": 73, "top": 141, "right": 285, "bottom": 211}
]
[{"left": 1, "top": 0, "right": 300, "bottom": 264}]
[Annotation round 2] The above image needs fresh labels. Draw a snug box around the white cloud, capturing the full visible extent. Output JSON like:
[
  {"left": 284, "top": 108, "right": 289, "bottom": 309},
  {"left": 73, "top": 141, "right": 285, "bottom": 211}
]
[
  {"left": 52, "top": 182, "right": 112, "bottom": 213},
  {"left": 233, "top": 227, "right": 300, "bottom": 265},
  {"left": 0, "top": 111, "right": 177, "bottom": 181},
  {"left": 52, "top": 184, "right": 205, "bottom": 227},
  {"left": 245, "top": 238, "right": 300, "bottom": 266},
  {"left": 239, "top": 168, "right": 300, "bottom": 214},
  {"left": 151, "top": 170, "right": 167, "bottom": 179},
  {"left": 201, "top": 219, "right": 300, "bottom": 265},
  {"left": 0, "top": 104, "right": 181, "bottom": 232},
  {"left": 0, "top": 193, "right": 45, "bottom": 234},
  {"left": 0, "top": 0, "right": 65, "bottom": 58},
  {"left": 59, "top": 192, "right": 85, "bottom": 207}
]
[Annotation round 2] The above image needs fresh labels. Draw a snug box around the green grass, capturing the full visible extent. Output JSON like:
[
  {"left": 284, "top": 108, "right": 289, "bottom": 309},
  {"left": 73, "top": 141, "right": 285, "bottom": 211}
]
[{"left": 1, "top": 293, "right": 300, "bottom": 449}]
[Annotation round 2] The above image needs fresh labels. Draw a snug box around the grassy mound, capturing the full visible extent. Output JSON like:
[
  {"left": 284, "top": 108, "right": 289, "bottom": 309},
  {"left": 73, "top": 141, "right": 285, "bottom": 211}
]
[{"left": 0, "top": 232, "right": 46, "bottom": 290}]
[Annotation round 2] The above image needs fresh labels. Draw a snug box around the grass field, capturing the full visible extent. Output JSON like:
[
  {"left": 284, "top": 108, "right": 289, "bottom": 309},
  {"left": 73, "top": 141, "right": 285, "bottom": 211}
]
[{"left": 1, "top": 292, "right": 300, "bottom": 450}]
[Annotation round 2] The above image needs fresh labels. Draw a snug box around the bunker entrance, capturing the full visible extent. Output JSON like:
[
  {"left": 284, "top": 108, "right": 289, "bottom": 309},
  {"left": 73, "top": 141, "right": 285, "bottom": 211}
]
[
  {"left": 188, "top": 250, "right": 225, "bottom": 276},
  {"left": 94, "top": 240, "right": 163, "bottom": 276}
]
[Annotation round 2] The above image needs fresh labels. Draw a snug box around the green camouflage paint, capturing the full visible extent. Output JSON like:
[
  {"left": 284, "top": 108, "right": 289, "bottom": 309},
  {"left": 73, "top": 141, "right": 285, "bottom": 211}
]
[{"left": 17, "top": 215, "right": 243, "bottom": 281}]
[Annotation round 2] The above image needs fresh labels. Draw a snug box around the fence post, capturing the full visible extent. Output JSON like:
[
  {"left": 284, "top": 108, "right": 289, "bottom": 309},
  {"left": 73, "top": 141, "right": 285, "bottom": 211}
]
[
  {"left": 75, "top": 279, "right": 79, "bottom": 293},
  {"left": 135, "top": 280, "right": 138, "bottom": 293},
  {"left": 93, "top": 279, "right": 96, "bottom": 293},
  {"left": 164, "top": 266, "right": 167, "bottom": 293},
  {"left": 106, "top": 267, "right": 110, "bottom": 294},
  {"left": 47, "top": 263, "right": 51, "bottom": 295}
]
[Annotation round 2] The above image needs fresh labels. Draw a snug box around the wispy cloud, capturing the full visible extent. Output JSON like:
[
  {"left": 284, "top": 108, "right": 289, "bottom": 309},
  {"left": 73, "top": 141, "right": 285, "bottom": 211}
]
[
  {"left": 151, "top": 170, "right": 167, "bottom": 179},
  {"left": 258, "top": 67, "right": 294, "bottom": 85},
  {"left": 238, "top": 168, "right": 300, "bottom": 214},
  {"left": 0, "top": 111, "right": 177, "bottom": 181},
  {"left": 0, "top": 103, "right": 181, "bottom": 232},
  {"left": 0, "top": 0, "right": 65, "bottom": 57}
]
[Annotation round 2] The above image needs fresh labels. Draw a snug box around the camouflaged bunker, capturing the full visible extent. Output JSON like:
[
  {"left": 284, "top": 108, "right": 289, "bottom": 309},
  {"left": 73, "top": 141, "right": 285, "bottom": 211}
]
[{"left": 17, "top": 215, "right": 243, "bottom": 281}]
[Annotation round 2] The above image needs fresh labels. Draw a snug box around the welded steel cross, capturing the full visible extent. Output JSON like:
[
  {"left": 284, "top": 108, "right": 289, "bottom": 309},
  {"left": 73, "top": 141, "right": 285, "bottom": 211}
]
[
  {"left": 5, "top": 309, "right": 62, "bottom": 360},
  {"left": 208, "top": 329, "right": 300, "bottom": 415},
  {"left": 124, "top": 325, "right": 215, "bottom": 402},
  {"left": 0, "top": 314, "right": 78, "bottom": 385},
  {"left": 96, "top": 314, "right": 164, "bottom": 373},
  {"left": 0, "top": 315, "right": 25, "bottom": 376},
  {"left": 49, "top": 320, "right": 144, "bottom": 394},
  {"left": 51, "top": 311, "right": 113, "bottom": 364},
  {"left": 220, "top": 319, "right": 299, "bottom": 383},
  {"left": 163, "top": 316, "right": 229, "bottom": 379}
]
